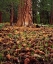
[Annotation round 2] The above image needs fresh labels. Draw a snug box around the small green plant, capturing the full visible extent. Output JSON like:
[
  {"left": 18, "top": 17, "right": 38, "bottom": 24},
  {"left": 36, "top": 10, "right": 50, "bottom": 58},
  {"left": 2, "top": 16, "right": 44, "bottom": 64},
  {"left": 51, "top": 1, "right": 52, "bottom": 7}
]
[
  {"left": 51, "top": 45, "right": 53, "bottom": 48},
  {"left": 0, "top": 53, "right": 3, "bottom": 61},
  {"left": 31, "top": 31, "right": 36, "bottom": 34},
  {"left": 7, "top": 33, "right": 13, "bottom": 38},
  {"left": 31, "top": 51, "right": 34, "bottom": 56},
  {"left": 13, "top": 34, "right": 20, "bottom": 39},
  {"left": 0, "top": 23, "right": 4, "bottom": 29}
]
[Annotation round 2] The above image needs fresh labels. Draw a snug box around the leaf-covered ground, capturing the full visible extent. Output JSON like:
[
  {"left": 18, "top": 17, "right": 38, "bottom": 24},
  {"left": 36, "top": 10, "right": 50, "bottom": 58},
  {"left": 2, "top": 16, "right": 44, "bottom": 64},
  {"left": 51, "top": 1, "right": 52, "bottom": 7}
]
[{"left": 0, "top": 23, "right": 53, "bottom": 64}]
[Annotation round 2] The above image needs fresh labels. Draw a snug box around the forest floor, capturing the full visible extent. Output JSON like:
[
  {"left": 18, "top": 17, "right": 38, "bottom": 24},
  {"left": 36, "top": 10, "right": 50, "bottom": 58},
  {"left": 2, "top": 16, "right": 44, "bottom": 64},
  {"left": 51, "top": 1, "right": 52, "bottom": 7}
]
[{"left": 0, "top": 23, "right": 53, "bottom": 64}]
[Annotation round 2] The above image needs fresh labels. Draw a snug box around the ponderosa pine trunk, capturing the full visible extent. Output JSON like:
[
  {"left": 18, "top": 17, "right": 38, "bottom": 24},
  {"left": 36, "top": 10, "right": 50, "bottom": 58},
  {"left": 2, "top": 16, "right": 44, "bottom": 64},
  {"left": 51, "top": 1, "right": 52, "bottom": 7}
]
[
  {"left": 17, "top": 0, "right": 33, "bottom": 26},
  {"left": 10, "top": 3, "right": 14, "bottom": 26}
]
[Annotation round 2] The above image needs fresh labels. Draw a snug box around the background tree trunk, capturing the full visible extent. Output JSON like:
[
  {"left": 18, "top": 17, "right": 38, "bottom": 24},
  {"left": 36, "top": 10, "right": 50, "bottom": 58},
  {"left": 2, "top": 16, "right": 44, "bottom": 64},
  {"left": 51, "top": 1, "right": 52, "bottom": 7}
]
[
  {"left": 50, "top": 12, "right": 53, "bottom": 24},
  {"left": 17, "top": 0, "right": 24, "bottom": 26},
  {"left": 32, "top": 0, "right": 37, "bottom": 23},
  {"left": 50, "top": 1, "right": 53, "bottom": 24},
  {"left": 40, "top": 10, "right": 49, "bottom": 24},
  {"left": 0, "top": 11, "right": 2, "bottom": 23},
  {"left": 17, "top": 0, "right": 33, "bottom": 26},
  {"left": 10, "top": 3, "right": 14, "bottom": 26}
]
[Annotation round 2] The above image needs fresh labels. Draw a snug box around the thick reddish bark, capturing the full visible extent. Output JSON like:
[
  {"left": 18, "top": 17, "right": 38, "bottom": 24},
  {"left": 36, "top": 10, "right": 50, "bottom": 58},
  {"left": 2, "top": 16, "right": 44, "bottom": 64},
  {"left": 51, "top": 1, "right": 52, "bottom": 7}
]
[
  {"left": 17, "top": 0, "right": 33, "bottom": 26},
  {"left": 0, "top": 11, "right": 2, "bottom": 23}
]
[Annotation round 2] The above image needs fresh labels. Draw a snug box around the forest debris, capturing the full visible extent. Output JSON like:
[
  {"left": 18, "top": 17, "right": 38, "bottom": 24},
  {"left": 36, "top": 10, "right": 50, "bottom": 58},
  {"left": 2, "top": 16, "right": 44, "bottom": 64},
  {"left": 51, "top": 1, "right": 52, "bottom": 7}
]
[
  {"left": 34, "top": 54, "right": 41, "bottom": 58},
  {"left": 0, "top": 24, "right": 53, "bottom": 64},
  {"left": 49, "top": 53, "right": 53, "bottom": 57},
  {"left": 0, "top": 33, "right": 3, "bottom": 36},
  {"left": 6, "top": 54, "right": 11, "bottom": 60},
  {"left": 50, "top": 37, "right": 53, "bottom": 41},
  {"left": 3, "top": 27, "right": 9, "bottom": 30},
  {"left": 24, "top": 58, "right": 30, "bottom": 64},
  {"left": 50, "top": 49, "right": 53, "bottom": 53},
  {"left": 35, "top": 49, "right": 40, "bottom": 54},
  {"left": 0, "top": 37, "right": 2, "bottom": 42},
  {"left": 22, "top": 43, "right": 27, "bottom": 47},
  {"left": 48, "top": 47, "right": 52, "bottom": 51},
  {"left": 16, "top": 41, "right": 20, "bottom": 44},
  {"left": 35, "top": 49, "right": 45, "bottom": 55},
  {"left": 26, "top": 47, "right": 30, "bottom": 51}
]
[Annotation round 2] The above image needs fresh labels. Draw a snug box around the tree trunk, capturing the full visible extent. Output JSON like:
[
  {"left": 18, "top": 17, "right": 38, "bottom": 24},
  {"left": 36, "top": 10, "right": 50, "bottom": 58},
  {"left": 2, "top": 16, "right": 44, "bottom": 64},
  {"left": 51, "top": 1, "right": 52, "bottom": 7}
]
[
  {"left": 10, "top": 3, "right": 14, "bottom": 26},
  {"left": 32, "top": 0, "right": 37, "bottom": 23},
  {"left": 17, "top": 0, "right": 33, "bottom": 26},
  {"left": 17, "top": 0, "right": 23, "bottom": 26},
  {"left": 40, "top": 10, "right": 49, "bottom": 24},
  {"left": 0, "top": 11, "right": 2, "bottom": 23},
  {"left": 50, "top": 11, "right": 53, "bottom": 24},
  {"left": 49, "top": 0, "right": 53, "bottom": 24}
]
